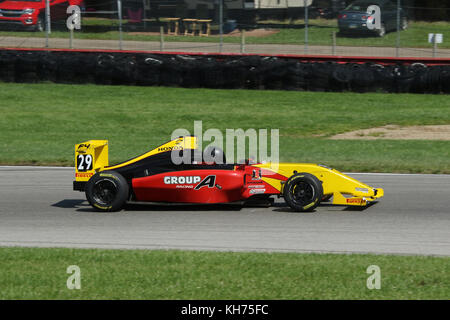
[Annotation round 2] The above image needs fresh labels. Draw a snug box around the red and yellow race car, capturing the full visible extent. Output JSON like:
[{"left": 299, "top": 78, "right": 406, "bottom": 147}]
[{"left": 73, "top": 136, "right": 384, "bottom": 212}]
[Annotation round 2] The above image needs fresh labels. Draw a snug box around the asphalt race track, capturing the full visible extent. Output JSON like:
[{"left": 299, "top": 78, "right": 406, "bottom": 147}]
[{"left": 0, "top": 167, "right": 449, "bottom": 256}]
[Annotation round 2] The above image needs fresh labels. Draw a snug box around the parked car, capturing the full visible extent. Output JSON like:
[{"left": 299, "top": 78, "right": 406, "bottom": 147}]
[
  {"left": 0, "top": 0, "right": 84, "bottom": 32},
  {"left": 338, "top": 0, "right": 408, "bottom": 36}
]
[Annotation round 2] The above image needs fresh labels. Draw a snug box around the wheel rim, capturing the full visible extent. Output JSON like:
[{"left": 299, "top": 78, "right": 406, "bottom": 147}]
[
  {"left": 291, "top": 181, "right": 315, "bottom": 206},
  {"left": 92, "top": 179, "right": 118, "bottom": 206}
]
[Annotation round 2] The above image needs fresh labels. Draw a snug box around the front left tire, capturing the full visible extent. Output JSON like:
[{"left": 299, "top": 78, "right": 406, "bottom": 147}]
[
  {"left": 85, "top": 171, "right": 129, "bottom": 212},
  {"left": 283, "top": 173, "right": 323, "bottom": 212}
]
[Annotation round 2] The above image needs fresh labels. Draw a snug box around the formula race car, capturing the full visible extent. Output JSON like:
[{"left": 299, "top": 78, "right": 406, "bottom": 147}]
[{"left": 73, "top": 136, "right": 384, "bottom": 212}]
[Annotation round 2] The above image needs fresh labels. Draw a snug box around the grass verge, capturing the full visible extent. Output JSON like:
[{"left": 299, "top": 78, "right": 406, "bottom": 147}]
[
  {"left": 1, "top": 83, "right": 449, "bottom": 173},
  {"left": 0, "top": 247, "right": 448, "bottom": 299}
]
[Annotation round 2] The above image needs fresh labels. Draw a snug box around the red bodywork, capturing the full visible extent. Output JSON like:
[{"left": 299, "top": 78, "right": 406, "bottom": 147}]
[
  {"left": 0, "top": 0, "right": 84, "bottom": 29},
  {"left": 132, "top": 165, "right": 282, "bottom": 204}
]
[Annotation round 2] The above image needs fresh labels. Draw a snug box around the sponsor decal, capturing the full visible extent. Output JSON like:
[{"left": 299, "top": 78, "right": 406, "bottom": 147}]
[
  {"left": 194, "top": 175, "right": 216, "bottom": 190},
  {"left": 249, "top": 188, "right": 266, "bottom": 194},
  {"left": 158, "top": 145, "right": 184, "bottom": 152},
  {"left": 248, "top": 185, "right": 265, "bottom": 188},
  {"left": 176, "top": 185, "right": 194, "bottom": 189},
  {"left": 355, "top": 187, "right": 369, "bottom": 193},
  {"left": 100, "top": 173, "right": 114, "bottom": 178},
  {"left": 75, "top": 172, "right": 94, "bottom": 178},
  {"left": 164, "top": 176, "right": 201, "bottom": 185},
  {"left": 77, "top": 143, "right": 90, "bottom": 150},
  {"left": 303, "top": 199, "right": 318, "bottom": 210},
  {"left": 346, "top": 198, "right": 364, "bottom": 204},
  {"left": 251, "top": 169, "right": 262, "bottom": 180},
  {"left": 93, "top": 203, "right": 112, "bottom": 210},
  {"left": 163, "top": 175, "right": 217, "bottom": 190}
]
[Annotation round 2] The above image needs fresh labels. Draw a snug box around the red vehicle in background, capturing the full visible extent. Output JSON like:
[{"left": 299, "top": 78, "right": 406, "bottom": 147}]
[{"left": 0, "top": 0, "right": 84, "bottom": 31}]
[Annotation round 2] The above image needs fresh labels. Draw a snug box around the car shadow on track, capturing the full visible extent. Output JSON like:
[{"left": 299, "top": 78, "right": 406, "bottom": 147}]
[
  {"left": 52, "top": 199, "right": 245, "bottom": 212},
  {"left": 52, "top": 199, "right": 376, "bottom": 213},
  {"left": 341, "top": 201, "right": 377, "bottom": 211},
  {"left": 122, "top": 203, "right": 245, "bottom": 212},
  {"left": 52, "top": 199, "right": 88, "bottom": 209},
  {"left": 271, "top": 201, "right": 377, "bottom": 213}
]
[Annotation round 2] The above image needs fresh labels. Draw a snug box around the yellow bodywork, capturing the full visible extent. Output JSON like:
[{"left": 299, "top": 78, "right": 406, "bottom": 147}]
[
  {"left": 106, "top": 136, "right": 197, "bottom": 171},
  {"left": 255, "top": 163, "right": 384, "bottom": 206}
]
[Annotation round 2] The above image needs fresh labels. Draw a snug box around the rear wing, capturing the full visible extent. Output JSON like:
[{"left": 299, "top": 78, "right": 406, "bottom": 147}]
[
  {"left": 74, "top": 140, "right": 109, "bottom": 183},
  {"left": 73, "top": 136, "right": 197, "bottom": 191}
]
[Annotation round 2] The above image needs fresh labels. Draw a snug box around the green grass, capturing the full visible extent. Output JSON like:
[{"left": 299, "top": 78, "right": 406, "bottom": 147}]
[
  {"left": 0, "top": 247, "right": 448, "bottom": 299},
  {"left": 1, "top": 83, "right": 449, "bottom": 173},
  {"left": 1, "top": 18, "right": 449, "bottom": 49}
]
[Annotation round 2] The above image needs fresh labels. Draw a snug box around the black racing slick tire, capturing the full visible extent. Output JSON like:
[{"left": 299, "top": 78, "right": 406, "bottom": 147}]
[
  {"left": 85, "top": 171, "right": 129, "bottom": 212},
  {"left": 283, "top": 173, "right": 323, "bottom": 212}
]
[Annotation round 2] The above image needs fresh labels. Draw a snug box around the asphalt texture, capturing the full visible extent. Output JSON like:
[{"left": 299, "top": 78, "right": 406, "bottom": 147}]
[{"left": 0, "top": 166, "right": 449, "bottom": 256}]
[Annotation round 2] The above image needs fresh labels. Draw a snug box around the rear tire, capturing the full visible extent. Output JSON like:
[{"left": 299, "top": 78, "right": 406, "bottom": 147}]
[
  {"left": 85, "top": 171, "right": 129, "bottom": 212},
  {"left": 283, "top": 173, "right": 323, "bottom": 212}
]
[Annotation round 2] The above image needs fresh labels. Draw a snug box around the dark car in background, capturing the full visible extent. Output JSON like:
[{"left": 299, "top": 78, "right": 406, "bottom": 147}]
[
  {"left": 314, "top": 0, "right": 347, "bottom": 19},
  {"left": 338, "top": 0, "right": 408, "bottom": 36}
]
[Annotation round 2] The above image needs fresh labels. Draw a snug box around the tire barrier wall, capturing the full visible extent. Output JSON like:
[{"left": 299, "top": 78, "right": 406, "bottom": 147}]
[{"left": 1, "top": 49, "right": 450, "bottom": 94}]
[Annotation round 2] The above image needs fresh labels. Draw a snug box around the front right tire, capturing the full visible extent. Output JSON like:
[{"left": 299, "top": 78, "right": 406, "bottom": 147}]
[{"left": 85, "top": 171, "right": 129, "bottom": 212}]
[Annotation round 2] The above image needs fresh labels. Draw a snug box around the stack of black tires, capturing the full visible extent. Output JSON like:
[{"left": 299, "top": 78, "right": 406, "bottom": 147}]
[{"left": 1, "top": 49, "right": 449, "bottom": 94}]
